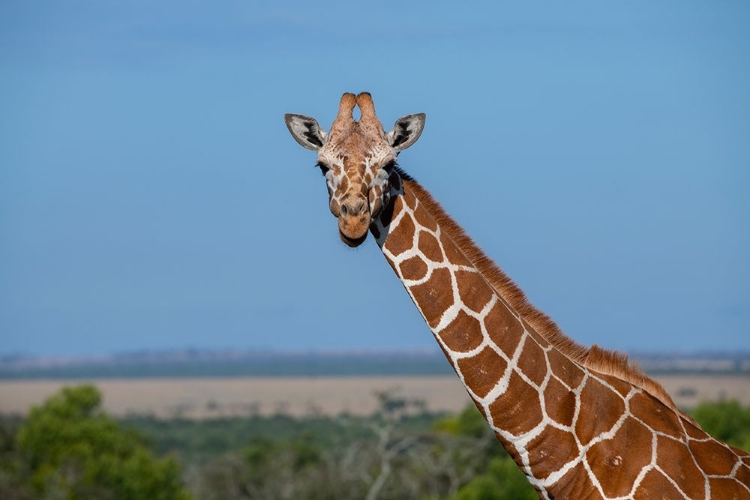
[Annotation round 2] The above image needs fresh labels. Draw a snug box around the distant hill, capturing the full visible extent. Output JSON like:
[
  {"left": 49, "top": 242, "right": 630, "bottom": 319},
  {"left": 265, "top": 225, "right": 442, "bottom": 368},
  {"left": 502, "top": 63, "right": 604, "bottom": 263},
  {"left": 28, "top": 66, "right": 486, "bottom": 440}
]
[
  {"left": 0, "top": 348, "right": 748, "bottom": 379},
  {"left": 0, "top": 349, "right": 451, "bottom": 379}
]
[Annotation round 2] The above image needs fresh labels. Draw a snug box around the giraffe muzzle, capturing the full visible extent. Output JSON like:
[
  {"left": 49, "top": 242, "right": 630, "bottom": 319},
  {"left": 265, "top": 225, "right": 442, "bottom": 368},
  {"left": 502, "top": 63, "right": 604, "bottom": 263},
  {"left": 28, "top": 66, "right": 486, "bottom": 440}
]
[
  {"left": 337, "top": 196, "right": 371, "bottom": 247},
  {"left": 339, "top": 198, "right": 366, "bottom": 218}
]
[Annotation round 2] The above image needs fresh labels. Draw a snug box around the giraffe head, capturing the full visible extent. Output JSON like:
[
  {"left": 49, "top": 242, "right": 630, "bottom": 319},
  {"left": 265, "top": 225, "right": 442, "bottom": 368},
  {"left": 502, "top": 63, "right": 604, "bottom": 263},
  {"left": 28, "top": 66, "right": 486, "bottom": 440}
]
[{"left": 285, "top": 92, "right": 425, "bottom": 247}]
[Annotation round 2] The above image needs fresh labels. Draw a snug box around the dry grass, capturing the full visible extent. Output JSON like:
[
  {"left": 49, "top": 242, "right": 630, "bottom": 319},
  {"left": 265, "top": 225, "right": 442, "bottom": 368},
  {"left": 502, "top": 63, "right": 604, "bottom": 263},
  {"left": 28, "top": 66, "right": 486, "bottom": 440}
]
[{"left": 0, "top": 375, "right": 747, "bottom": 420}]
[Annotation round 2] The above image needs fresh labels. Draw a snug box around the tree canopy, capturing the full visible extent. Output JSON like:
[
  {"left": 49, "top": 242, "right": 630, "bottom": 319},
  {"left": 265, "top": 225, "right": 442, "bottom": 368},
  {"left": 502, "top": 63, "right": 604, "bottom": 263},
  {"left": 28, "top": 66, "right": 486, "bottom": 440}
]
[
  {"left": 2, "top": 384, "right": 749, "bottom": 500},
  {"left": 691, "top": 399, "right": 750, "bottom": 452},
  {"left": 14, "top": 385, "right": 192, "bottom": 500}
]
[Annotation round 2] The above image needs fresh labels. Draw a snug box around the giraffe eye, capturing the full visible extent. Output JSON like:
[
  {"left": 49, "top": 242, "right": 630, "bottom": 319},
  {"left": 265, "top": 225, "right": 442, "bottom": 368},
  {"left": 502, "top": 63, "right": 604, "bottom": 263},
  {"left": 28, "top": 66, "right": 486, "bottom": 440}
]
[{"left": 316, "top": 162, "right": 330, "bottom": 176}]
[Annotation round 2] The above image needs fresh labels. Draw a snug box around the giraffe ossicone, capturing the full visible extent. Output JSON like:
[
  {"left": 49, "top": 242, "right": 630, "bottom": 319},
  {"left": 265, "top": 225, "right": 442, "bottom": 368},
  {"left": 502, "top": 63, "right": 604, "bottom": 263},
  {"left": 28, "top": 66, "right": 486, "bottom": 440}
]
[{"left": 285, "top": 93, "right": 750, "bottom": 499}]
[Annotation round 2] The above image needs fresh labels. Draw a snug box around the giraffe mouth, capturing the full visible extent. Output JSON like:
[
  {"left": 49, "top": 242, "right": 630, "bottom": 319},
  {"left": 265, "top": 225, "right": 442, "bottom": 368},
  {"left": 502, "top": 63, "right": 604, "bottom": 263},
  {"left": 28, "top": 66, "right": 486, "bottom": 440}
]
[
  {"left": 338, "top": 213, "right": 371, "bottom": 248},
  {"left": 339, "top": 230, "right": 368, "bottom": 248}
]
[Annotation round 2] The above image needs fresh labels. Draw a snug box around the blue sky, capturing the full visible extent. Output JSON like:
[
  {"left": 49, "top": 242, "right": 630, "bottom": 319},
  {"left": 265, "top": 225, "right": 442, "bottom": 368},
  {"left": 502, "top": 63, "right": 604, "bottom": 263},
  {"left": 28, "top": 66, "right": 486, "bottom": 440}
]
[{"left": 1, "top": 1, "right": 748, "bottom": 356}]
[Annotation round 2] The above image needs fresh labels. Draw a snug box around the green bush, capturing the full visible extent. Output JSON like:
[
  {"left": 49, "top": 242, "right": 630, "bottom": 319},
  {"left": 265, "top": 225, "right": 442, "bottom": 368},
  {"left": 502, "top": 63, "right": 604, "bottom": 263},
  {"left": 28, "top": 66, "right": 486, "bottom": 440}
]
[
  {"left": 452, "top": 457, "right": 537, "bottom": 500},
  {"left": 16, "top": 385, "right": 193, "bottom": 500},
  {"left": 691, "top": 400, "right": 750, "bottom": 452}
]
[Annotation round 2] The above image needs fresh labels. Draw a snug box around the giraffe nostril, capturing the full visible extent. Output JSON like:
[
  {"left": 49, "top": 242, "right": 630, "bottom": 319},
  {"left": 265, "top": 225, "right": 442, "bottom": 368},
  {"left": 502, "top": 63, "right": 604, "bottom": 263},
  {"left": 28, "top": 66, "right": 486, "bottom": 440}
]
[{"left": 341, "top": 197, "right": 368, "bottom": 218}]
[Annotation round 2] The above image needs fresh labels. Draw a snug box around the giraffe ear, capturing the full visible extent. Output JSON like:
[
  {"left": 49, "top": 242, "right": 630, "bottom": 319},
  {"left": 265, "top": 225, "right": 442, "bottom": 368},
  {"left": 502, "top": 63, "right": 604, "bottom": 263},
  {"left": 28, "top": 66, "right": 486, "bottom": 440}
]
[
  {"left": 284, "top": 114, "right": 328, "bottom": 151},
  {"left": 387, "top": 113, "right": 426, "bottom": 152}
]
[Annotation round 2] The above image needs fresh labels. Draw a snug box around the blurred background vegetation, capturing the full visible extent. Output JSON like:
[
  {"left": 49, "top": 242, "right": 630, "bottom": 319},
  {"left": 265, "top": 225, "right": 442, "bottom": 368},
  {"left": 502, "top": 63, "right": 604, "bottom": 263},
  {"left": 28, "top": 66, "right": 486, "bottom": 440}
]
[{"left": 1, "top": 385, "right": 749, "bottom": 500}]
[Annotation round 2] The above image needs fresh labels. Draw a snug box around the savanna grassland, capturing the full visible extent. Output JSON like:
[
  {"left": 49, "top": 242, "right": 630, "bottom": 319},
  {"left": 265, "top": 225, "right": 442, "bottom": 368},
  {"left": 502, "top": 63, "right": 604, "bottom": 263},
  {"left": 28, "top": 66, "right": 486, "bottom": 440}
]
[
  {"left": 1, "top": 374, "right": 749, "bottom": 419},
  {"left": 2, "top": 382, "right": 750, "bottom": 500}
]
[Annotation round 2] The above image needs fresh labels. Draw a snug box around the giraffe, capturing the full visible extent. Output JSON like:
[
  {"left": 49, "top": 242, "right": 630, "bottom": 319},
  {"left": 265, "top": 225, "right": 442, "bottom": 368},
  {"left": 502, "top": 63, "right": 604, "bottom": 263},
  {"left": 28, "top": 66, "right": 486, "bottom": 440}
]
[{"left": 284, "top": 92, "right": 750, "bottom": 499}]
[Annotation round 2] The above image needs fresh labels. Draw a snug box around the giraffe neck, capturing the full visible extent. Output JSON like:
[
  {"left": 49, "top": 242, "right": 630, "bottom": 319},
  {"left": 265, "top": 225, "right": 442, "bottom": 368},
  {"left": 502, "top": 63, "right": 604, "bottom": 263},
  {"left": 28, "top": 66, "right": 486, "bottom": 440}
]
[{"left": 370, "top": 172, "right": 750, "bottom": 499}]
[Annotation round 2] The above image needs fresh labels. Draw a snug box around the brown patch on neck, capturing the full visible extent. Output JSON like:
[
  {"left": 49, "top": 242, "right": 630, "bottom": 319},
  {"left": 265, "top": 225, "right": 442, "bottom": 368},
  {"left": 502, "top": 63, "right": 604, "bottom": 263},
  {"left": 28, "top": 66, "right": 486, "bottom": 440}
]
[{"left": 399, "top": 176, "right": 690, "bottom": 421}]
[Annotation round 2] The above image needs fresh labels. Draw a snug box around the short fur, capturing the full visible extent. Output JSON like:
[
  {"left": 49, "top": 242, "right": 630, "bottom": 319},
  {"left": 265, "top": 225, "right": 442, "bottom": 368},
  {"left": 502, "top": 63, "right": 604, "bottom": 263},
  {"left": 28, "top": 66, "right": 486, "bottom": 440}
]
[{"left": 396, "top": 167, "right": 692, "bottom": 422}]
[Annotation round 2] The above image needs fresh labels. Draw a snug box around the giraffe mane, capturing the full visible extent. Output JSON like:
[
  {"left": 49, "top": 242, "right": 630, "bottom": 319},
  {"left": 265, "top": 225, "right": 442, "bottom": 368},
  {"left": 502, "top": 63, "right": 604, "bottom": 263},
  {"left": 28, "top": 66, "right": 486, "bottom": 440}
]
[{"left": 397, "top": 168, "right": 692, "bottom": 421}]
